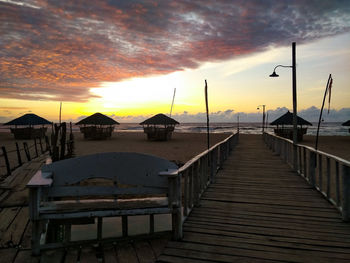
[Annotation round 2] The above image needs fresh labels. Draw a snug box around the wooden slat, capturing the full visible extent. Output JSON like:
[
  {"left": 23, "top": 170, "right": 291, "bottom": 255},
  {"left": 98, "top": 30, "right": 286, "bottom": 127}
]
[
  {"left": 159, "top": 134, "right": 350, "bottom": 263},
  {"left": 134, "top": 240, "right": 156, "bottom": 263},
  {"left": 116, "top": 243, "right": 138, "bottom": 263}
]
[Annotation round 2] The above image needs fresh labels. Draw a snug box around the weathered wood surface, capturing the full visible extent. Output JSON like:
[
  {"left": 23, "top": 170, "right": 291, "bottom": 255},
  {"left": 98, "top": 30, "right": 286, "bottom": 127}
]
[
  {"left": 158, "top": 134, "right": 350, "bottom": 263},
  {"left": 0, "top": 152, "right": 170, "bottom": 262}
]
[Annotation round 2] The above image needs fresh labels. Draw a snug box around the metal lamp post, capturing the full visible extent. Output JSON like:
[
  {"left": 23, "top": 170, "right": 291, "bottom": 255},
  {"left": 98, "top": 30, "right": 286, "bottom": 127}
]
[
  {"left": 257, "top": 105, "right": 266, "bottom": 133},
  {"left": 270, "top": 42, "right": 298, "bottom": 171}
]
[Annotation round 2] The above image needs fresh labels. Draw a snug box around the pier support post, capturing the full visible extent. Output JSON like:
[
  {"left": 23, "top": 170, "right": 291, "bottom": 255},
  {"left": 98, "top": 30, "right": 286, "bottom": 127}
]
[{"left": 341, "top": 164, "right": 350, "bottom": 221}]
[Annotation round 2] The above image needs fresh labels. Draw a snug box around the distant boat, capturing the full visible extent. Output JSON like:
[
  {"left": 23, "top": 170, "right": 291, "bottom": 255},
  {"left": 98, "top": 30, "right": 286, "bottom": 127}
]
[
  {"left": 270, "top": 111, "right": 312, "bottom": 141},
  {"left": 140, "top": 113, "right": 179, "bottom": 141},
  {"left": 76, "top": 113, "right": 119, "bottom": 140},
  {"left": 4, "top": 113, "right": 51, "bottom": 139}
]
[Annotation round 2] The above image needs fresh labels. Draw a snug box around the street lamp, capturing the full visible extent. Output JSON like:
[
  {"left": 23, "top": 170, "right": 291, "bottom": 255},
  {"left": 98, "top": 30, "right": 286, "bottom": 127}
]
[
  {"left": 269, "top": 42, "right": 298, "bottom": 171},
  {"left": 257, "top": 105, "right": 266, "bottom": 133}
]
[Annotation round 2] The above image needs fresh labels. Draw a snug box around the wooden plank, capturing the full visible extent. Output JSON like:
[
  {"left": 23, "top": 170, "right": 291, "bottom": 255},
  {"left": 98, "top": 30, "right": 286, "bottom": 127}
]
[
  {"left": 0, "top": 207, "right": 20, "bottom": 234},
  {"left": 102, "top": 245, "right": 118, "bottom": 263},
  {"left": 134, "top": 240, "right": 156, "bottom": 263},
  {"left": 1, "top": 207, "right": 29, "bottom": 247},
  {"left": 40, "top": 249, "right": 65, "bottom": 263},
  {"left": 19, "top": 221, "right": 32, "bottom": 249},
  {"left": 0, "top": 248, "right": 18, "bottom": 263},
  {"left": 79, "top": 246, "right": 99, "bottom": 263},
  {"left": 116, "top": 243, "right": 138, "bottom": 263},
  {"left": 149, "top": 236, "right": 169, "bottom": 258},
  {"left": 64, "top": 248, "right": 79, "bottom": 263},
  {"left": 14, "top": 249, "right": 39, "bottom": 263}
]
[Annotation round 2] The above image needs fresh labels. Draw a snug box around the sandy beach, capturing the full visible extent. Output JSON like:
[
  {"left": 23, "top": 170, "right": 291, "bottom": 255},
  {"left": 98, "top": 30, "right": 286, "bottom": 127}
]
[
  {"left": 0, "top": 132, "right": 349, "bottom": 175},
  {"left": 301, "top": 135, "right": 350, "bottom": 161},
  {"left": 73, "top": 132, "right": 230, "bottom": 166}
]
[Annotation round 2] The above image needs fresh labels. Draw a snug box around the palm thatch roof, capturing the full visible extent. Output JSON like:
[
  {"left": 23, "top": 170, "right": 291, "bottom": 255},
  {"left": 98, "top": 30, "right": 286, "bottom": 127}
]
[
  {"left": 139, "top": 114, "right": 179, "bottom": 125},
  {"left": 270, "top": 111, "right": 312, "bottom": 126},
  {"left": 76, "top": 113, "right": 119, "bottom": 126},
  {"left": 342, "top": 120, "right": 350, "bottom": 126},
  {"left": 4, "top": 113, "right": 51, "bottom": 126}
]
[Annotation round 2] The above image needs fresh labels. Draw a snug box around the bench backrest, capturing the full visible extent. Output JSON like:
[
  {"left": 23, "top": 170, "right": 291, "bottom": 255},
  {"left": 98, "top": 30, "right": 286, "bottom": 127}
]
[{"left": 42, "top": 152, "right": 177, "bottom": 188}]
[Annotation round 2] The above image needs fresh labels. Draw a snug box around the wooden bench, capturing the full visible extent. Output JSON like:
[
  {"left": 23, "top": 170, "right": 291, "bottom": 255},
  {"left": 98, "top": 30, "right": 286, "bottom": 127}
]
[{"left": 27, "top": 152, "right": 181, "bottom": 255}]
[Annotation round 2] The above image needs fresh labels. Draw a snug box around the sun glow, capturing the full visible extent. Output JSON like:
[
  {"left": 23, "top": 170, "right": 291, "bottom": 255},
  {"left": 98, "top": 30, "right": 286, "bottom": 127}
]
[{"left": 89, "top": 71, "right": 199, "bottom": 116}]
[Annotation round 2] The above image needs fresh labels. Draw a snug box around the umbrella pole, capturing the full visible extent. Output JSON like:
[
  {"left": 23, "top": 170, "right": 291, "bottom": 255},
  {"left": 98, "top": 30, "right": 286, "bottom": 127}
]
[{"left": 315, "top": 74, "right": 332, "bottom": 150}]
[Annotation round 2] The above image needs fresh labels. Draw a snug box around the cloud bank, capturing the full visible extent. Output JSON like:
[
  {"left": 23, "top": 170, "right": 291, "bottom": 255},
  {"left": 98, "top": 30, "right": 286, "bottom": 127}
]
[
  {"left": 1, "top": 0, "right": 350, "bottom": 102},
  {"left": 82, "top": 106, "right": 349, "bottom": 124}
]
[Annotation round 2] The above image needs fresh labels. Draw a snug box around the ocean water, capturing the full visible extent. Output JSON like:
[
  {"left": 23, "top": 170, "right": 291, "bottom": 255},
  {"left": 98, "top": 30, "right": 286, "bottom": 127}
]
[
  {"left": 1, "top": 122, "right": 349, "bottom": 136},
  {"left": 116, "top": 122, "right": 349, "bottom": 136}
]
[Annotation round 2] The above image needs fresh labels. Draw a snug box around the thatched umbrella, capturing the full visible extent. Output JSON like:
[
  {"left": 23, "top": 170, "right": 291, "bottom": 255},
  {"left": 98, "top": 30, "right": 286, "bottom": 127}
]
[
  {"left": 4, "top": 113, "right": 51, "bottom": 139},
  {"left": 270, "top": 111, "right": 312, "bottom": 141},
  {"left": 140, "top": 113, "right": 179, "bottom": 141},
  {"left": 76, "top": 113, "right": 119, "bottom": 139}
]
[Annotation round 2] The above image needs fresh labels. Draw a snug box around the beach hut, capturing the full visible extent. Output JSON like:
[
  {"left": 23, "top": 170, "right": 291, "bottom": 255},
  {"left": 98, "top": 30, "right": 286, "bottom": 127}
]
[
  {"left": 76, "top": 113, "right": 119, "bottom": 140},
  {"left": 4, "top": 113, "right": 51, "bottom": 139},
  {"left": 270, "top": 111, "right": 312, "bottom": 141},
  {"left": 140, "top": 113, "right": 179, "bottom": 141},
  {"left": 342, "top": 120, "right": 350, "bottom": 133}
]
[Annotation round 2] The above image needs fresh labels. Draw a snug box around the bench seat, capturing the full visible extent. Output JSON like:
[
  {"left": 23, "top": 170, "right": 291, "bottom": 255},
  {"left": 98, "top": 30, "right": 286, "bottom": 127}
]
[{"left": 27, "top": 152, "right": 181, "bottom": 255}]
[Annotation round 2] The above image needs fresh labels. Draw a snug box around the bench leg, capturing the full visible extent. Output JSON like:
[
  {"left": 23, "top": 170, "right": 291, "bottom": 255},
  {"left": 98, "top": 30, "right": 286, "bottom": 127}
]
[
  {"left": 172, "top": 207, "right": 183, "bottom": 240},
  {"left": 31, "top": 220, "right": 41, "bottom": 256}
]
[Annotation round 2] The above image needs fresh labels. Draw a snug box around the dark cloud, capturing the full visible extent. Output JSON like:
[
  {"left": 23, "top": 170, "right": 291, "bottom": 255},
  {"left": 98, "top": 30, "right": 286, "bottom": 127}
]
[{"left": 1, "top": 0, "right": 349, "bottom": 101}]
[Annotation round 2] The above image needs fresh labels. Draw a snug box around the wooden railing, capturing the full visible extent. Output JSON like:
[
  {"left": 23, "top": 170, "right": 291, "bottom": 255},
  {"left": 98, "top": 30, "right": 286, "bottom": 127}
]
[
  {"left": 263, "top": 132, "right": 350, "bottom": 221},
  {"left": 176, "top": 132, "right": 239, "bottom": 223},
  {"left": 0, "top": 136, "right": 51, "bottom": 178}
]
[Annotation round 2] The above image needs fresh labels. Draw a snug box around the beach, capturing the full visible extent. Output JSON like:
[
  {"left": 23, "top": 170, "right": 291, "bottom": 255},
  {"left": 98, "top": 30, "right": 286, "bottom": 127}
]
[
  {"left": 74, "top": 132, "right": 230, "bottom": 166},
  {"left": 301, "top": 135, "right": 350, "bottom": 161},
  {"left": 1, "top": 132, "right": 349, "bottom": 170}
]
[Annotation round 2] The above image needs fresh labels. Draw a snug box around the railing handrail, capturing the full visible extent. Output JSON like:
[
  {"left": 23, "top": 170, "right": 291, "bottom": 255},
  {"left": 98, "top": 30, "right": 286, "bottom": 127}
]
[
  {"left": 265, "top": 131, "right": 350, "bottom": 166},
  {"left": 178, "top": 133, "right": 235, "bottom": 173},
  {"left": 263, "top": 131, "right": 350, "bottom": 222}
]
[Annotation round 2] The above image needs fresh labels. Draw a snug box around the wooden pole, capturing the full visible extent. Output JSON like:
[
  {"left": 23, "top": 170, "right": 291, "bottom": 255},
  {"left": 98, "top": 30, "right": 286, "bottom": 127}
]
[
  {"left": 170, "top": 88, "right": 176, "bottom": 118},
  {"left": 292, "top": 42, "right": 298, "bottom": 171},
  {"left": 205, "top": 80, "right": 210, "bottom": 151},
  {"left": 315, "top": 74, "right": 332, "bottom": 150}
]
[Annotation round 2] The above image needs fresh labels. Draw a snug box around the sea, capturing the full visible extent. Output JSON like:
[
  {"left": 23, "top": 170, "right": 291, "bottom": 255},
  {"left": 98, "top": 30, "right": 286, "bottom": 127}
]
[{"left": 0, "top": 122, "right": 349, "bottom": 136}]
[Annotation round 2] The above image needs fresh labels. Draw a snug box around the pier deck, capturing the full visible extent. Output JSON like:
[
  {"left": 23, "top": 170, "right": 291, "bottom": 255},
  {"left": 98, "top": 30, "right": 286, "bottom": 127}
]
[
  {"left": 158, "top": 134, "right": 350, "bottom": 263},
  {"left": 1, "top": 134, "right": 350, "bottom": 262}
]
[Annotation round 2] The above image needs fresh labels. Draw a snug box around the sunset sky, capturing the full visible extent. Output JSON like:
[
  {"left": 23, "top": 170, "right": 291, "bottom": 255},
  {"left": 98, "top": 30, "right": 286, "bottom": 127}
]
[{"left": 1, "top": 0, "right": 349, "bottom": 123}]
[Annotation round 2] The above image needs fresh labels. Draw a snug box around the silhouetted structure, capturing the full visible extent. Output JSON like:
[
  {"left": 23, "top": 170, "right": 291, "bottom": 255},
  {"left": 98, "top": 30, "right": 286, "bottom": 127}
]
[
  {"left": 76, "top": 113, "right": 119, "bottom": 140},
  {"left": 270, "top": 111, "right": 312, "bottom": 141},
  {"left": 140, "top": 113, "right": 179, "bottom": 141},
  {"left": 342, "top": 120, "right": 350, "bottom": 133},
  {"left": 4, "top": 113, "right": 51, "bottom": 139}
]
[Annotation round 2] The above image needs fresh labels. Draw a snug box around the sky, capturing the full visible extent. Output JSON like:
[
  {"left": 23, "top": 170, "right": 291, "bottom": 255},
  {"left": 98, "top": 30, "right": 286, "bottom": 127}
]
[{"left": 0, "top": 0, "right": 350, "bottom": 123}]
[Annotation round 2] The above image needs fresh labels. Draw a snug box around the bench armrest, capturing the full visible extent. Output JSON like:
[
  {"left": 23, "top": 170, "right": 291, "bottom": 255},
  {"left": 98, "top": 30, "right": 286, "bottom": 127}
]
[
  {"left": 159, "top": 169, "right": 178, "bottom": 178},
  {"left": 27, "top": 171, "right": 53, "bottom": 188}
]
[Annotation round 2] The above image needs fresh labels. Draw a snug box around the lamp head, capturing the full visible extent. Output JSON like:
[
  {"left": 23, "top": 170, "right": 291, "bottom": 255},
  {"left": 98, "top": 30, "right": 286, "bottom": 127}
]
[
  {"left": 269, "top": 71, "right": 279, "bottom": 77},
  {"left": 257, "top": 107, "right": 260, "bottom": 110}
]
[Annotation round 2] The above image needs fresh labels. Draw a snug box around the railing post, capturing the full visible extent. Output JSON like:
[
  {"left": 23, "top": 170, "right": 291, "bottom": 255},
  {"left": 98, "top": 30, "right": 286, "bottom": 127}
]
[
  {"left": 309, "top": 151, "right": 316, "bottom": 187},
  {"left": 24, "top": 142, "right": 31, "bottom": 161},
  {"left": 303, "top": 147, "right": 307, "bottom": 178},
  {"left": 341, "top": 164, "right": 350, "bottom": 221},
  {"left": 193, "top": 162, "right": 200, "bottom": 207},
  {"left": 183, "top": 170, "right": 189, "bottom": 217},
  {"left": 1, "top": 146, "right": 11, "bottom": 176},
  {"left": 34, "top": 138, "right": 39, "bottom": 158},
  {"left": 336, "top": 161, "right": 340, "bottom": 206},
  {"left": 318, "top": 154, "right": 323, "bottom": 192},
  {"left": 326, "top": 157, "right": 330, "bottom": 197},
  {"left": 16, "top": 142, "right": 22, "bottom": 167}
]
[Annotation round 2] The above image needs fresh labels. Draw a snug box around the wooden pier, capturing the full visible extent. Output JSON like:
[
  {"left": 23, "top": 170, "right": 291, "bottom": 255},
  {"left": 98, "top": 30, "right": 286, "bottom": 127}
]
[
  {"left": 1, "top": 134, "right": 350, "bottom": 262},
  {"left": 158, "top": 134, "right": 350, "bottom": 263}
]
